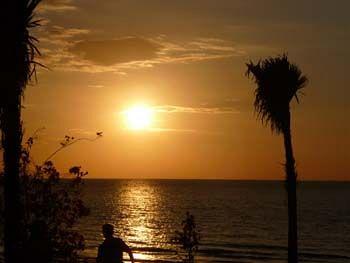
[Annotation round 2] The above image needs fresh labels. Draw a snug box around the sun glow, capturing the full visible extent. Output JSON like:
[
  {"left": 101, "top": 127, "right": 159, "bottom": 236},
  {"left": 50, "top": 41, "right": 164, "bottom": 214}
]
[{"left": 123, "top": 105, "right": 154, "bottom": 130}]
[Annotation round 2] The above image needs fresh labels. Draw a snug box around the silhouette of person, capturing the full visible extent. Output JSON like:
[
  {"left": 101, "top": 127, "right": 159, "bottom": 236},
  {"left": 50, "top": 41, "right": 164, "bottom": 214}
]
[
  {"left": 96, "top": 224, "right": 135, "bottom": 263},
  {"left": 24, "top": 220, "right": 53, "bottom": 263}
]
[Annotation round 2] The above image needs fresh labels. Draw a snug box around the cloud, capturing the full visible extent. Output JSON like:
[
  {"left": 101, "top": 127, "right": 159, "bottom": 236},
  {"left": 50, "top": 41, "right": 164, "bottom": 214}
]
[
  {"left": 153, "top": 100, "right": 239, "bottom": 114},
  {"left": 68, "top": 128, "right": 96, "bottom": 136},
  {"left": 38, "top": 0, "right": 76, "bottom": 12},
  {"left": 154, "top": 105, "right": 238, "bottom": 114},
  {"left": 67, "top": 36, "right": 242, "bottom": 71},
  {"left": 145, "top": 101, "right": 239, "bottom": 135},
  {"left": 148, "top": 128, "right": 198, "bottom": 133},
  {"left": 70, "top": 37, "right": 162, "bottom": 66},
  {"left": 148, "top": 128, "right": 223, "bottom": 135},
  {"left": 87, "top": 84, "right": 104, "bottom": 89},
  {"left": 154, "top": 37, "right": 244, "bottom": 65},
  {"left": 37, "top": 24, "right": 243, "bottom": 73},
  {"left": 37, "top": 26, "right": 90, "bottom": 69},
  {"left": 40, "top": 26, "right": 90, "bottom": 46}
]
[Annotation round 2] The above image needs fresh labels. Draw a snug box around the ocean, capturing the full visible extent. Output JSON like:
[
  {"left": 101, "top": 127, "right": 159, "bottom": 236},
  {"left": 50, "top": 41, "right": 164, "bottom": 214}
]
[{"left": 78, "top": 180, "right": 350, "bottom": 262}]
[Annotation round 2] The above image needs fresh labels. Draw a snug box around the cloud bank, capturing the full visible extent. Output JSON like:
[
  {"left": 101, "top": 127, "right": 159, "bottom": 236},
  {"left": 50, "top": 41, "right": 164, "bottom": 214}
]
[
  {"left": 70, "top": 37, "right": 162, "bottom": 66},
  {"left": 37, "top": 25, "right": 244, "bottom": 73},
  {"left": 153, "top": 100, "right": 240, "bottom": 115},
  {"left": 38, "top": 0, "right": 77, "bottom": 12}
]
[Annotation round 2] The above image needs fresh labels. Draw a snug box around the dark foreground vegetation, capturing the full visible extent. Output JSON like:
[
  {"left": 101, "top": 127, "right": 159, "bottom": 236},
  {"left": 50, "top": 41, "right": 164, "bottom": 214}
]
[{"left": 0, "top": 136, "right": 91, "bottom": 262}]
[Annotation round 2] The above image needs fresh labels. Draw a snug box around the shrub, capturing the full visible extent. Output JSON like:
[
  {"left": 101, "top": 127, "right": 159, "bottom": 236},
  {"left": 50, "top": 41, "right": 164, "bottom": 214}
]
[
  {"left": 0, "top": 133, "right": 98, "bottom": 262},
  {"left": 174, "top": 212, "right": 200, "bottom": 263}
]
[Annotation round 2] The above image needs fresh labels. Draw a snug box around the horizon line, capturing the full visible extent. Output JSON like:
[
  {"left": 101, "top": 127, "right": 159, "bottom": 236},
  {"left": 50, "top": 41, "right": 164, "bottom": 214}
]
[{"left": 78, "top": 178, "right": 350, "bottom": 182}]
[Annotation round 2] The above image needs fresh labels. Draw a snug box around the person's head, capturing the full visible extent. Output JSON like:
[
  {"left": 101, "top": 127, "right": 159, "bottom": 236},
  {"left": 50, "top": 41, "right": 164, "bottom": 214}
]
[{"left": 102, "top": 223, "right": 114, "bottom": 238}]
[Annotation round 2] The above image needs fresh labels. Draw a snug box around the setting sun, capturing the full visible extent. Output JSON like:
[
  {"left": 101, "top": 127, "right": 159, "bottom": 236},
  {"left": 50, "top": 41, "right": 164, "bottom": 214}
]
[{"left": 123, "top": 105, "right": 154, "bottom": 130}]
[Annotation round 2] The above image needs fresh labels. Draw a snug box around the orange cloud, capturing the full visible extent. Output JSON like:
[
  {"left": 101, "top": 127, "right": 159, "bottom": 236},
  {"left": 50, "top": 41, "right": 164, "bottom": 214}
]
[
  {"left": 153, "top": 102, "right": 239, "bottom": 114},
  {"left": 38, "top": 0, "right": 77, "bottom": 12},
  {"left": 70, "top": 37, "right": 162, "bottom": 66},
  {"left": 38, "top": 26, "right": 243, "bottom": 73}
]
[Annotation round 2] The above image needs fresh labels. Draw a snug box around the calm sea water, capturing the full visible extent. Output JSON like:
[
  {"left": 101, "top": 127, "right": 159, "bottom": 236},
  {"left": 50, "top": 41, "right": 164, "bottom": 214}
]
[{"left": 78, "top": 180, "right": 350, "bottom": 262}]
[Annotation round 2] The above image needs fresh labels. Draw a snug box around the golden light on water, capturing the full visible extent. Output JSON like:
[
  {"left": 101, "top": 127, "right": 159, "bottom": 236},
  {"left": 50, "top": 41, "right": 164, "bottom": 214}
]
[
  {"left": 117, "top": 182, "right": 164, "bottom": 262},
  {"left": 122, "top": 105, "right": 154, "bottom": 130}
]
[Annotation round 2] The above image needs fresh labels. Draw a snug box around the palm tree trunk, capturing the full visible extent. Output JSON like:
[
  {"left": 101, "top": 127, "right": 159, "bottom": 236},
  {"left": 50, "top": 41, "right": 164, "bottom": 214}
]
[
  {"left": 2, "top": 95, "right": 23, "bottom": 263},
  {"left": 2, "top": 1, "right": 30, "bottom": 261},
  {"left": 2, "top": 2, "right": 25, "bottom": 262},
  {"left": 283, "top": 112, "right": 298, "bottom": 263}
]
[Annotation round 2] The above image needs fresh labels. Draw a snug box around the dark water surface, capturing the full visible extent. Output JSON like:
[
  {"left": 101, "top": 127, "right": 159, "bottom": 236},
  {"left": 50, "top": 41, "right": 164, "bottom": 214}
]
[{"left": 78, "top": 180, "right": 350, "bottom": 262}]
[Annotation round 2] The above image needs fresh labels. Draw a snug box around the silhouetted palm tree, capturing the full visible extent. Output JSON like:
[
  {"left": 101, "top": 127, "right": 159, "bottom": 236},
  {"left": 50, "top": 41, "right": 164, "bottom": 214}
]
[
  {"left": 246, "top": 54, "right": 308, "bottom": 263},
  {"left": 2, "top": 1, "right": 42, "bottom": 262}
]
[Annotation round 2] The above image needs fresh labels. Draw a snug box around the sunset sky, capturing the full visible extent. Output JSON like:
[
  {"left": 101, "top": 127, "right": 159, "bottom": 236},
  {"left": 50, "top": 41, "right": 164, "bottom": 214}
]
[{"left": 23, "top": 0, "right": 349, "bottom": 180}]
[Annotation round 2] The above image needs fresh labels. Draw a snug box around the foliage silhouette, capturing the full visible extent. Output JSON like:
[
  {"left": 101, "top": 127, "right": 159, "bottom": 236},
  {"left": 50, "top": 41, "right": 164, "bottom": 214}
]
[
  {"left": 174, "top": 212, "right": 200, "bottom": 263},
  {"left": 246, "top": 54, "right": 308, "bottom": 263},
  {"left": 44, "top": 132, "right": 103, "bottom": 164},
  {"left": 1, "top": 135, "right": 92, "bottom": 262},
  {"left": 1, "top": 1, "right": 43, "bottom": 262}
]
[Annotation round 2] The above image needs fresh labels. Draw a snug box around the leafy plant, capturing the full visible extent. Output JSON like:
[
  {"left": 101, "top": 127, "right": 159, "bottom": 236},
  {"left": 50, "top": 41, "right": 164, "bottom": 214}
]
[
  {"left": 174, "top": 212, "right": 200, "bottom": 263},
  {"left": 1, "top": 132, "right": 102, "bottom": 262}
]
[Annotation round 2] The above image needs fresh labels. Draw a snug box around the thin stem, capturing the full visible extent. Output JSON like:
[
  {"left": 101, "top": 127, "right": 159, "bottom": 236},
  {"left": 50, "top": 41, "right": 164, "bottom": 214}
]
[{"left": 43, "top": 136, "right": 102, "bottom": 165}]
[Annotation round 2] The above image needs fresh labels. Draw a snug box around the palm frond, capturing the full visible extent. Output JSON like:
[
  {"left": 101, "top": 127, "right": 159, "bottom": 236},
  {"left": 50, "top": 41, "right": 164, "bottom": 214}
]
[
  {"left": 246, "top": 54, "right": 308, "bottom": 133},
  {"left": 0, "top": 0, "right": 43, "bottom": 128},
  {"left": 24, "top": 0, "right": 44, "bottom": 81}
]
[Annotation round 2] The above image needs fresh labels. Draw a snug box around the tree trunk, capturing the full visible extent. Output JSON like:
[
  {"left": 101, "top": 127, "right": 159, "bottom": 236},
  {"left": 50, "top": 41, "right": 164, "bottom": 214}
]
[
  {"left": 283, "top": 112, "right": 298, "bottom": 263},
  {"left": 2, "top": 92, "right": 23, "bottom": 263},
  {"left": 2, "top": 97, "right": 23, "bottom": 263},
  {"left": 2, "top": 1, "right": 25, "bottom": 262}
]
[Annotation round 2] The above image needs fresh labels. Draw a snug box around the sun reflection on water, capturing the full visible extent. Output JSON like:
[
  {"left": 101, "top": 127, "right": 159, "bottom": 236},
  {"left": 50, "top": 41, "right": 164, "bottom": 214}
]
[
  {"left": 80, "top": 180, "right": 179, "bottom": 262},
  {"left": 116, "top": 181, "right": 162, "bottom": 261}
]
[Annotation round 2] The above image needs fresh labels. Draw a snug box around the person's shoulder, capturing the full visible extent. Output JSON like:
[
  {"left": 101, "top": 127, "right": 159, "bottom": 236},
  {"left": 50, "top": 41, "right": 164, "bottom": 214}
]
[
  {"left": 112, "top": 237, "right": 124, "bottom": 243},
  {"left": 100, "top": 238, "right": 112, "bottom": 247},
  {"left": 112, "top": 237, "right": 128, "bottom": 246}
]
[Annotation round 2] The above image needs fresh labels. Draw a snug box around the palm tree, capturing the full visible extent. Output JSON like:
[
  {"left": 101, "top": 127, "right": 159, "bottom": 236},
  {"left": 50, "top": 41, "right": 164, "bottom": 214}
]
[
  {"left": 246, "top": 54, "right": 308, "bottom": 263},
  {"left": 1, "top": 1, "right": 42, "bottom": 262}
]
